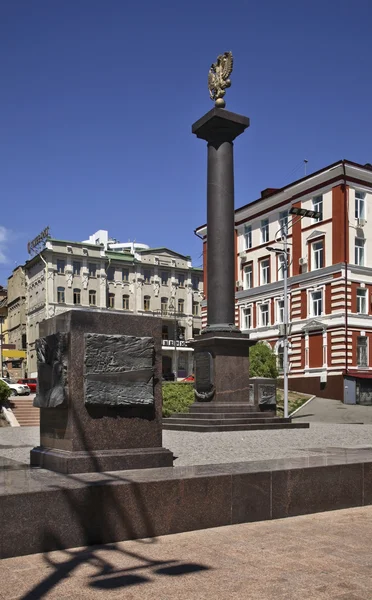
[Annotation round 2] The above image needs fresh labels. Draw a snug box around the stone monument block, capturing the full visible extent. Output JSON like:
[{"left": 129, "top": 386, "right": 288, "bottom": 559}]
[{"left": 30, "top": 309, "right": 173, "bottom": 473}]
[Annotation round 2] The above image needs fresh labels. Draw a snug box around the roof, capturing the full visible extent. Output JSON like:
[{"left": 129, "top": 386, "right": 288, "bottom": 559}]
[
  {"left": 105, "top": 251, "right": 136, "bottom": 262},
  {"left": 137, "top": 247, "right": 192, "bottom": 260},
  {"left": 49, "top": 238, "right": 100, "bottom": 248},
  {"left": 195, "top": 159, "right": 372, "bottom": 233}
]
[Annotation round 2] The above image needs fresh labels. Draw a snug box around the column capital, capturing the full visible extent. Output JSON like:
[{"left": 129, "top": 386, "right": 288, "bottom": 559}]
[{"left": 192, "top": 108, "right": 250, "bottom": 144}]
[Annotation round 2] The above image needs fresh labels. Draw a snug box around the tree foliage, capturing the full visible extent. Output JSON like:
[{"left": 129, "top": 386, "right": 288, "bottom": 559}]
[
  {"left": 249, "top": 342, "right": 279, "bottom": 379},
  {"left": 0, "top": 380, "right": 12, "bottom": 405}
]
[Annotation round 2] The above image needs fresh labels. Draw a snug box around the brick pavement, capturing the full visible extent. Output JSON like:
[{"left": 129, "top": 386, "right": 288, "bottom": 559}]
[{"left": 1, "top": 506, "right": 372, "bottom": 599}]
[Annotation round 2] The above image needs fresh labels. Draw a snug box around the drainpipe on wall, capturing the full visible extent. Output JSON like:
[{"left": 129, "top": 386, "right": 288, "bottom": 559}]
[{"left": 342, "top": 161, "right": 349, "bottom": 383}]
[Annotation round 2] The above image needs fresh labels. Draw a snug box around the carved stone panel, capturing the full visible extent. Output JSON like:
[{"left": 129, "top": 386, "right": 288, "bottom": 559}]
[
  {"left": 34, "top": 333, "right": 69, "bottom": 408},
  {"left": 84, "top": 333, "right": 155, "bottom": 407},
  {"left": 194, "top": 351, "right": 214, "bottom": 401},
  {"left": 258, "top": 383, "right": 276, "bottom": 407}
]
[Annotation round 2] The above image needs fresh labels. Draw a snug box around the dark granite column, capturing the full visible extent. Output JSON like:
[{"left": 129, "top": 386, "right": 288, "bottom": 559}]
[{"left": 190, "top": 108, "right": 255, "bottom": 409}]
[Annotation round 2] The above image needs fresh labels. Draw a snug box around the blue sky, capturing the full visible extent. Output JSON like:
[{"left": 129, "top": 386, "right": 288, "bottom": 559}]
[{"left": 1, "top": 0, "right": 372, "bottom": 284}]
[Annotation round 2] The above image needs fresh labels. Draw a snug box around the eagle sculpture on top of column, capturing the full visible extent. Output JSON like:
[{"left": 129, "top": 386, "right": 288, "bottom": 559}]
[{"left": 208, "top": 51, "right": 234, "bottom": 108}]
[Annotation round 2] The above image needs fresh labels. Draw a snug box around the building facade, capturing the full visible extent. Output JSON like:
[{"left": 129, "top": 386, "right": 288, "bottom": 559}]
[
  {"left": 23, "top": 231, "right": 203, "bottom": 376},
  {"left": 197, "top": 160, "right": 372, "bottom": 402}
]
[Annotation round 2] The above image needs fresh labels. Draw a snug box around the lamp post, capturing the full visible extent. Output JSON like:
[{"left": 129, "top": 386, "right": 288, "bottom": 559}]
[{"left": 267, "top": 206, "right": 321, "bottom": 419}]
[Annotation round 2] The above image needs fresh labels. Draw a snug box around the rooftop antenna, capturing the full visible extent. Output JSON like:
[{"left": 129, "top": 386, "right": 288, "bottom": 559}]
[{"left": 304, "top": 159, "right": 308, "bottom": 176}]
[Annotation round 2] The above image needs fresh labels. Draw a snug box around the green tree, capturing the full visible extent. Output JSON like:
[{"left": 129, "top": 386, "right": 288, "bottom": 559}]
[
  {"left": 249, "top": 342, "right": 279, "bottom": 379},
  {"left": 0, "top": 380, "right": 12, "bottom": 405}
]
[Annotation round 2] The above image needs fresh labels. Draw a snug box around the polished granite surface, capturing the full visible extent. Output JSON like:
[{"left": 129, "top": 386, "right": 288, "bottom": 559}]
[{"left": 1, "top": 446, "right": 372, "bottom": 496}]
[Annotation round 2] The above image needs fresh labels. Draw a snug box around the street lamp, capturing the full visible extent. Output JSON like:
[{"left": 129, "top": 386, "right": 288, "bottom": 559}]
[{"left": 267, "top": 206, "right": 321, "bottom": 419}]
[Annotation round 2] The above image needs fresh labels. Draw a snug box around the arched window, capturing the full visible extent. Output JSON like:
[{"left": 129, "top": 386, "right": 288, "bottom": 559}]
[
  {"left": 108, "top": 293, "right": 115, "bottom": 309},
  {"left": 178, "top": 299, "right": 184, "bottom": 314},
  {"left": 57, "top": 287, "right": 65, "bottom": 303},
  {"left": 89, "top": 290, "right": 96, "bottom": 306},
  {"left": 73, "top": 288, "right": 81, "bottom": 305},
  {"left": 192, "top": 302, "right": 199, "bottom": 316}
]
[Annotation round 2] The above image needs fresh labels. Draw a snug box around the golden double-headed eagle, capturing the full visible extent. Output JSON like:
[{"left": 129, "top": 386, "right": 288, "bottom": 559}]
[{"left": 208, "top": 51, "right": 233, "bottom": 108}]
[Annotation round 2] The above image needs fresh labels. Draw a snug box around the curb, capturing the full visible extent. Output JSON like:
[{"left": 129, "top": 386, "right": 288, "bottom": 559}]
[
  {"left": 1, "top": 406, "right": 20, "bottom": 427},
  {"left": 289, "top": 395, "right": 316, "bottom": 418}
]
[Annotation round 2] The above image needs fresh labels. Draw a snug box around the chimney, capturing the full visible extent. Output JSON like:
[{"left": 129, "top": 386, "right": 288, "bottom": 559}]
[{"left": 261, "top": 188, "right": 278, "bottom": 198}]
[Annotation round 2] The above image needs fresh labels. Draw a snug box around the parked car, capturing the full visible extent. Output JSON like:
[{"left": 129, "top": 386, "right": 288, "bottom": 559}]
[
  {"left": 17, "top": 378, "right": 37, "bottom": 393},
  {"left": 0, "top": 377, "right": 30, "bottom": 396}
]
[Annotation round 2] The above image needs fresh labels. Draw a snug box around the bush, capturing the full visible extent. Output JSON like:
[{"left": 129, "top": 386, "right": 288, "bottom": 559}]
[
  {"left": 162, "top": 382, "right": 194, "bottom": 417},
  {"left": 249, "top": 342, "right": 279, "bottom": 379},
  {"left": 0, "top": 380, "right": 12, "bottom": 405}
]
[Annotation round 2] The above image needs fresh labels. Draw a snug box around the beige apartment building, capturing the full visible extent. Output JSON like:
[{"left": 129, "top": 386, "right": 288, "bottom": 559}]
[{"left": 22, "top": 230, "right": 203, "bottom": 376}]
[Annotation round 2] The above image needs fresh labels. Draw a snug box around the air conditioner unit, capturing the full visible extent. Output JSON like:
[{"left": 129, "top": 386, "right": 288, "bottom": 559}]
[
  {"left": 299, "top": 257, "right": 307, "bottom": 266},
  {"left": 358, "top": 218, "right": 366, "bottom": 227}
]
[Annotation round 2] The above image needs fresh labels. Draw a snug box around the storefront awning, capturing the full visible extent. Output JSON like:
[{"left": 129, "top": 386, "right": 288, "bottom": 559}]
[{"left": 1, "top": 349, "right": 26, "bottom": 359}]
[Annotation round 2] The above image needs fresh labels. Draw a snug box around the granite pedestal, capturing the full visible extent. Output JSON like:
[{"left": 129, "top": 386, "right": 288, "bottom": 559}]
[{"left": 30, "top": 309, "right": 173, "bottom": 473}]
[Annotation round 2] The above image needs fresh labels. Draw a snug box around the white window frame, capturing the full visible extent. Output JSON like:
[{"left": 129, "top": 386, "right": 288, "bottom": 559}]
[
  {"left": 260, "top": 219, "right": 269, "bottom": 244},
  {"left": 312, "top": 195, "right": 323, "bottom": 223},
  {"left": 312, "top": 240, "right": 324, "bottom": 270},
  {"left": 278, "top": 254, "right": 285, "bottom": 281},
  {"left": 242, "top": 306, "right": 252, "bottom": 330},
  {"left": 355, "top": 237, "right": 365, "bottom": 266},
  {"left": 356, "top": 288, "right": 367, "bottom": 314},
  {"left": 310, "top": 290, "right": 323, "bottom": 317},
  {"left": 260, "top": 303, "right": 269, "bottom": 327},
  {"left": 357, "top": 335, "right": 368, "bottom": 368},
  {"left": 244, "top": 264, "right": 253, "bottom": 289},
  {"left": 279, "top": 211, "right": 288, "bottom": 236},
  {"left": 244, "top": 225, "right": 252, "bottom": 249},
  {"left": 355, "top": 191, "right": 366, "bottom": 221},
  {"left": 260, "top": 258, "right": 270, "bottom": 285},
  {"left": 276, "top": 299, "right": 284, "bottom": 324}
]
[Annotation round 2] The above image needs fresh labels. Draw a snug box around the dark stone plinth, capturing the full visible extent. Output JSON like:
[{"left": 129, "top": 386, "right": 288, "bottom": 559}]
[
  {"left": 2, "top": 448, "right": 372, "bottom": 558},
  {"left": 192, "top": 332, "right": 254, "bottom": 405},
  {"left": 30, "top": 310, "right": 173, "bottom": 473}
]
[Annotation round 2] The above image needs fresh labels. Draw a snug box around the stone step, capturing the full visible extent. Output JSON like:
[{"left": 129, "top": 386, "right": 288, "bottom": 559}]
[
  {"left": 174, "top": 412, "right": 272, "bottom": 419},
  {"left": 9, "top": 398, "right": 40, "bottom": 427},
  {"left": 162, "top": 422, "right": 309, "bottom": 432},
  {"left": 189, "top": 404, "right": 273, "bottom": 414},
  {"left": 166, "top": 417, "right": 291, "bottom": 426}
]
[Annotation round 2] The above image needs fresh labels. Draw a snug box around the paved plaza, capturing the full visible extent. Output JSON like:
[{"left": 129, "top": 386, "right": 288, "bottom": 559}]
[{"left": 0, "top": 506, "right": 371, "bottom": 599}]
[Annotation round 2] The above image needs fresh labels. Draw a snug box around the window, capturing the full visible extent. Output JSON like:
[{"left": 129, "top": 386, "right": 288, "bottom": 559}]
[
  {"left": 260, "top": 219, "right": 269, "bottom": 243},
  {"left": 161, "top": 271, "right": 168, "bottom": 286},
  {"left": 108, "top": 293, "right": 115, "bottom": 308},
  {"left": 161, "top": 297, "right": 168, "bottom": 314},
  {"left": 122, "top": 294, "right": 129, "bottom": 310},
  {"left": 57, "top": 259, "right": 65, "bottom": 274},
  {"left": 122, "top": 268, "right": 129, "bottom": 282},
  {"left": 178, "top": 273, "right": 185, "bottom": 287},
  {"left": 244, "top": 264, "right": 253, "bottom": 289},
  {"left": 73, "top": 288, "right": 81, "bottom": 305},
  {"left": 277, "top": 299, "right": 284, "bottom": 323},
  {"left": 88, "top": 263, "right": 96, "bottom": 277},
  {"left": 355, "top": 238, "right": 365, "bottom": 266},
  {"left": 192, "top": 275, "right": 199, "bottom": 290},
  {"left": 57, "top": 287, "right": 65, "bottom": 303},
  {"left": 143, "top": 269, "right": 151, "bottom": 283},
  {"left": 260, "top": 258, "right": 270, "bottom": 285},
  {"left": 312, "top": 195, "right": 323, "bottom": 222},
  {"left": 244, "top": 225, "right": 252, "bottom": 249},
  {"left": 192, "top": 302, "right": 199, "bottom": 316},
  {"left": 278, "top": 254, "right": 286, "bottom": 281},
  {"left": 355, "top": 191, "right": 366, "bottom": 220},
  {"left": 73, "top": 261, "right": 81, "bottom": 275},
  {"left": 178, "top": 299, "right": 185, "bottom": 313},
  {"left": 311, "top": 290, "right": 323, "bottom": 316},
  {"left": 312, "top": 240, "right": 324, "bottom": 270},
  {"left": 107, "top": 266, "right": 115, "bottom": 281},
  {"left": 177, "top": 326, "right": 185, "bottom": 341},
  {"left": 193, "top": 328, "right": 200, "bottom": 337},
  {"left": 144, "top": 296, "right": 150, "bottom": 311},
  {"left": 89, "top": 290, "right": 96, "bottom": 306},
  {"left": 162, "top": 325, "right": 169, "bottom": 340},
  {"left": 357, "top": 288, "right": 367, "bottom": 314},
  {"left": 357, "top": 336, "right": 368, "bottom": 367},
  {"left": 242, "top": 307, "right": 252, "bottom": 330},
  {"left": 279, "top": 211, "right": 288, "bottom": 236},
  {"left": 260, "top": 303, "right": 269, "bottom": 327}
]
